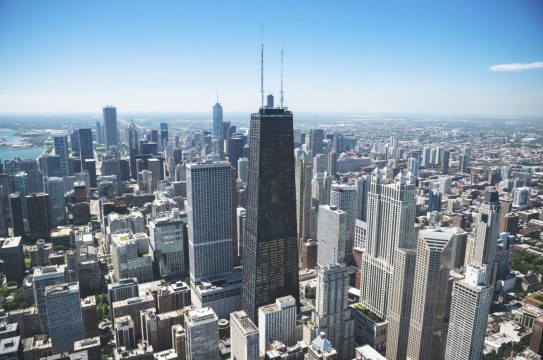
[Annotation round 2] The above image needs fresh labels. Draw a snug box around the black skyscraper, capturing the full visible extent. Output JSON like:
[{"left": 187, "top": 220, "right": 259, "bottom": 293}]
[
  {"left": 241, "top": 105, "right": 299, "bottom": 324},
  {"left": 78, "top": 128, "right": 94, "bottom": 165}
]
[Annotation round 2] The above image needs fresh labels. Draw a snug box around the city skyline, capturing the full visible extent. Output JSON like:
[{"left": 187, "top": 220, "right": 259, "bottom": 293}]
[{"left": 0, "top": 1, "right": 542, "bottom": 116}]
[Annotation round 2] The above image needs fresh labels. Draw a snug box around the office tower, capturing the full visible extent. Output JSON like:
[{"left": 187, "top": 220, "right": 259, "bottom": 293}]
[
  {"left": 95, "top": 120, "right": 103, "bottom": 144},
  {"left": 102, "top": 158, "right": 122, "bottom": 183},
  {"left": 33, "top": 265, "right": 66, "bottom": 333},
  {"left": 500, "top": 212, "right": 519, "bottom": 236},
  {"left": 108, "top": 278, "right": 139, "bottom": 305},
  {"left": 242, "top": 104, "right": 299, "bottom": 324},
  {"left": 258, "top": 296, "right": 297, "bottom": 355},
  {"left": 237, "top": 207, "right": 247, "bottom": 261},
  {"left": 81, "top": 296, "right": 100, "bottom": 338},
  {"left": 39, "top": 155, "right": 62, "bottom": 178},
  {"left": 459, "top": 147, "right": 471, "bottom": 173},
  {"left": 186, "top": 162, "right": 232, "bottom": 281},
  {"left": 26, "top": 192, "right": 52, "bottom": 241},
  {"left": 360, "top": 170, "right": 416, "bottom": 320},
  {"left": 444, "top": 264, "right": 493, "bottom": 360},
  {"left": 18, "top": 159, "right": 43, "bottom": 193},
  {"left": 148, "top": 211, "right": 186, "bottom": 277},
  {"left": 127, "top": 121, "right": 139, "bottom": 180},
  {"left": 330, "top": 184, "right": 357, "bottom": 264},
  {"left": 386, "top": 247, "right": 417, "bottom": 360},
  {"left": 82, "top": 159, "right": 97, "bottom": 188},
  {"left": 111, "top": 295, "right": 155, "bottom": 341},
  {"left": 312, "top": 172, "right": 331, "bottom": 208},
  {"left": 0, "top": 237, "right": 25, "bottom": 284},
  {"left": 53, "top": 135, "right": 69, "bottom": 175},
  {"left": 314, "top": 263, "right": 355, "bottom": 359},
  {"left": 313, "top": 153, "right": 327, "bottom": 175},
  {"left": 110, "top": 233, "right": 154, "bottom": 283},
  {"left": 78, "top": 128, "right": 94, "bottom": 165},
  {"left": 531, "top": 316, "right": 543, "bottom": 356},
  {"left": 43, "top": 177, "right": 66, "bottom": 227},
  {"left": 438, "top": 176, "right": 452, "bottom": 195},
  {"left": 13, "top": 172, "right": 29, "bottom": 219},
  {"left": 296, "top": 151, "right": 313, "bottom": 247},
  {"left": 308, "top": 128, "right": 325, "bottom": 155},
  {"left": 407, "top": 229, "right": 459, "bottom": 360},
  {"left": 230, "top": 311, "right": 259, "bottom": 360},
  {"left": 228, "top": 136, "right": 244, "bottom": 170},
  {"left": 441, "top": 149, "right": 450, "bottom": 175},
  {"left": 116, "top": 316, "right": 136, "bottom": 350},
  {"left": 301, "top": 239, "right": 318, "bottom": 269},
  {"left": 45, "top": 283, "right": 84, "bottom": 354},
  {"left": 146, "top": 158, "right": 161, "bottom": 193},
  {"left": 0, "top": 175, "right": 14, "bottom": 227},
  {"left": 160, "top": 122, "right": 168, "bottom": 149},
  {"left": 327, "top": 150, "right": 337, "bottom": 178},
  {"left": 428, "top": 188, "right": 442, "bottom": 213},
  {"left": 185, "top": 307, "right": 219, "bottom": 360},
  {"left": 70, "top": 130, "right": 80, "bottom": 157},
  {"left": 472, "top": 190, "right": 500, "bottom": 285},
  {"left": 355, "top": 175, "right": 370, "bottom": 222},
  {"left": 104, "top": 106, "right": 119, "bottom": 148},
  {"left": 9, "top": 193, "right": 24, "bottom": 237},
  {"left": 407, "top": 157, "right": 419, "bottom": 178},
  {"left": 317, "top": 205, "right": 347, "bottom": 266},
  {"left": 141, "top": 308, "right": 183, "bottom": 352},
  {"left": 238, "top": 158, "right": 249, "bottom": 183},
  {"left": 213, "top": 101, "right": 224, "bottom": 140}
]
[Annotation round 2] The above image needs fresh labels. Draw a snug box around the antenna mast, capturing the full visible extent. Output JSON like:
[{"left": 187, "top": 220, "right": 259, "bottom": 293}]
[
  {"left": 260, "top": 24, "right": 264, "bottom": 109},
  {"left": 280, "top": 36, "right": 284, "bottom": 109}
]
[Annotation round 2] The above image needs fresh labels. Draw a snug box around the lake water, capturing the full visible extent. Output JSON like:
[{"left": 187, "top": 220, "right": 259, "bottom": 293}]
[{"left": 0, "top": 129, "right": 45, "bottom": 161}]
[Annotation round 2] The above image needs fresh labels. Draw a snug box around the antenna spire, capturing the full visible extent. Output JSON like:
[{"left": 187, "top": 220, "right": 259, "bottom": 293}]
[
  {"left": 260, "top": 24, "right": 264, "bottom": 109},
  {"left": 280, "top": 36, "right": 284, "bottom": 109},
  {"left": 216, "top": 90, "right": 219, "bottom": 104},
  {"left": 333, "top": 247, "right": 336, "bottom": 265}
]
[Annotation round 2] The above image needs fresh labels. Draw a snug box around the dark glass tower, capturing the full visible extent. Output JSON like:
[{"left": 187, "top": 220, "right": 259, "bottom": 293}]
[{"left": 241, "top": 105, "right": 299, "bottom": 324}]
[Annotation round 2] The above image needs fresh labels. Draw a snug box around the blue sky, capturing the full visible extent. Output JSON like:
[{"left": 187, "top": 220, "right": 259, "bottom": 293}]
[{"left": 0, "top": 0, "right": 542, "bottom": 116}]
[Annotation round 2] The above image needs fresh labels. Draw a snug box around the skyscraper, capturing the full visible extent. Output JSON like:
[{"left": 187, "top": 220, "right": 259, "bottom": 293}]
[
  {"left": 185, "top": 307, "right": 219, "bottom": 360},
  {"left": 186, "top": 161, "right": 232, "bottom": 282},
  {"left": 127, "top": 121, "right": 139, "bottom": 180},
  {"left": 258, "top": 296, "right": 297, "bottom": 354},
  {"left": 317, "top": 205, "right": 347, "bottom": 267},
  {"left": 472, "top": 190, "right": 501, "bottom": 285},
  {"left": 45, "top": 283, "right": 85, "bottom": 354},
  {"left": 26, "top": 192, "right": 52, "bottom": 241},
  {"left": 43, "top": 177, "right": 67, "bottom": 227},
  {"left": 407, "top": 228, "right": 459, "bottom": 360},
  {"left": 33, "top": 265, "right": 67, "bottom": 333},
  {"left": 104, "top": 105, "right": 119, "bottom": 148},
  {"left": 230, "top": 311, "right": 259, "bottom": 360},
  {"left": 295, "top": 151, "right": 313, "bottom": 248},
  {"left": 359, "top": 170, "right": 416, "bottom": 320},
  {"left": 148, "top": 211, "right": 186, "bottom": 278},
  {"left": 53, "top": 135, "right": 69, "bottom": 176},
  {"left": 444, "top": 264, "right": 493, "bottom": 360},
  {"left": 213, "top": 101, "right": 223, "bottom": 140},
  {"left": 96, "top": 120, "right": 103, "bottom": 144},
  {"left": 160, "top": 122, "right": 168, "bottom": 149},
  {"left": 242, "top": 103, "right": 299, "bottom": 324},
  {"left": 330, "top": 183, "right": 358, "bottom": 264},
  {"left": 78, "top": 128, "right": 94, "bottom": 164}
]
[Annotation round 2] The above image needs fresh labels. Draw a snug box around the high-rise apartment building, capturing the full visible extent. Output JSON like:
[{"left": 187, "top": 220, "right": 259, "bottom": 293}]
[
  {"left": 45, "top": 283, "right": 85, "bottom": 354},
  {"left": 258, "top": 296, "right": 297, "bottom": 356},
  {"left": 104, "top": 106, "right": 119, "bottom": 148},
  {"left": 148, "top": 211, "right": 186, "bottom": 278},
  {"left": 185, "top": 307, "right": 219, "bottom": 360},
  {"left": 317, "top": 205, "right": 347, "bottom": 266},
  {"left": 242, "top": 105, "right": 299, "bottom": 324},
  {"left": 444, "top": 264, "right": 493, "bottom": 360},
  {"left": 295, "top": 151, "right": 313, "bottom": 247},
  {"left": 231, "top": 310, "right": 259, "bottom": 360},
  {"left": 186, "top": 162, "right": 232, "bottom": 282},
  {"left": 53, "top": 135, "right": 69, "bottom": 176},
  {"left": 314, "top": 263, "right": 355, "bottom": 359},
  {"left": 407, "top": 228, "right": 459, "bottom": 360},
  {"left": 330, "top": 184, "right": 358, "bottom": 264},
  {"left": 360, "top": 170, "right": 416, "bottom": 320},
  {"left": 213, "top": 101, "right": 223, "bottom": 140}
]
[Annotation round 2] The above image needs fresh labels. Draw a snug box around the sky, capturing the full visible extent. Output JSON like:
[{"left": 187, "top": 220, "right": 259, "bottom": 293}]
[{"left": 0, "top": 0, "right": 542, "bottom": 116}]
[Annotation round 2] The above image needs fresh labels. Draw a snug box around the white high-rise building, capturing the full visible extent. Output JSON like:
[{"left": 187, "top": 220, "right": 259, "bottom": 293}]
[
  {"left": 438, "top": 176, "right": 452, "bottom": 195},
  {"left": 148, "top": 210, "right": 186, "bottom": 277},
  {"left": 444, "top": 264, "right": 493, "bottom": 360},
  {"left": 317, "top": 205, "right": 347, "bottom": 266},
  {"left": 258, "top": 296, "right": 297, "bottom": 356},
  {"left": 330, "top": 184, "right": 358, "bottom": 263},
  {"left": 45, "top": 282, "right": 85, "bottom": 354},
  {"left": 360, "top": 170, "right": 416, "bottom": 320},
  {"left": 313, "top": 154, "right": 327, "bottom": 176},
  {"left": 186, "top": 307, "right": 219, "bottom": 360},
  {"left": 231, "top": 310, "right": 259, "bottom": 360},
  {"left": 110, "top": 232, "right": 153, "bottom": 283},
  {"left": 312, "top": 172, "right": 331, "bottom": 208},
  {"left": 33, "top": 265, "right": 66, "bottom": 333},
  {"left": 314, "top": 263, "right": 355, "bottom": 359},
  {"left": 513, "top": 186, "right": 530, "bottom": 210},
  {"left": 407, "top": 157, "right": 419, "bottom": 178},
  {"left": 186, "top": 161, "right": 232, "bottom": 282}
]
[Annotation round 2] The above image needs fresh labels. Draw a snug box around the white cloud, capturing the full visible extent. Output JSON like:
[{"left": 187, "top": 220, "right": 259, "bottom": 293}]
[
  {"left": 489, "top": 61, "right": 543, "bottom": 72},
  {"left": 0, "top": 94, "right": 10, "bottom": 98}
]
